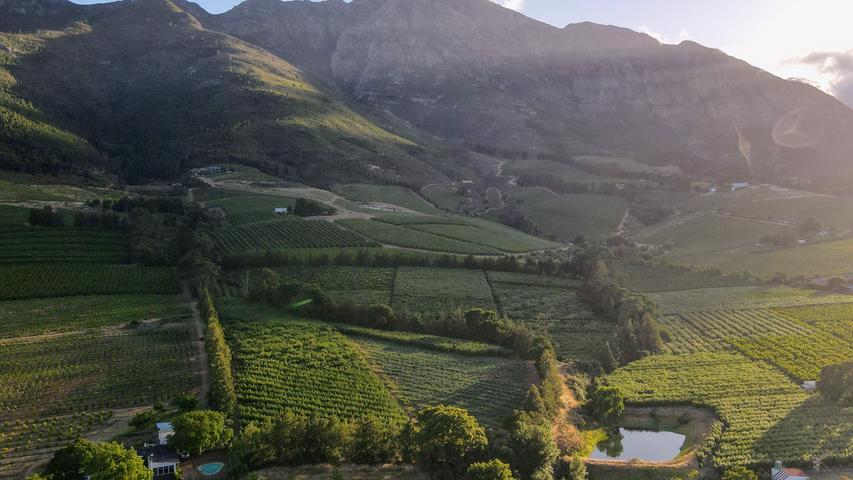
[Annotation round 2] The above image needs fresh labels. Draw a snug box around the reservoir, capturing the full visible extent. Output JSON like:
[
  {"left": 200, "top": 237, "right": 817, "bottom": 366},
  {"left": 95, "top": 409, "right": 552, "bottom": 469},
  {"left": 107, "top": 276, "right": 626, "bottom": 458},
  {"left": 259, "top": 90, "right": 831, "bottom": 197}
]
[{"left": 589, "top": 428, "right": 687, "bottom": 462}]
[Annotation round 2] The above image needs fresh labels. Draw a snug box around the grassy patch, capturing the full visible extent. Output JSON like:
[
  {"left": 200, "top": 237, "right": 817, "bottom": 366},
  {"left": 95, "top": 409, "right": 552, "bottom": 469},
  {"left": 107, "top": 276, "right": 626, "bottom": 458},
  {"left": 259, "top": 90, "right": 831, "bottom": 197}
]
[
  {"left": 334, "top": 184, "right": 438, "bottom": 214},
  {"left": 649, "top": 286, "right": 853, "bottom": 315},
  {"left": 338, "top": 219, "right": 501, "bottom": 254}
]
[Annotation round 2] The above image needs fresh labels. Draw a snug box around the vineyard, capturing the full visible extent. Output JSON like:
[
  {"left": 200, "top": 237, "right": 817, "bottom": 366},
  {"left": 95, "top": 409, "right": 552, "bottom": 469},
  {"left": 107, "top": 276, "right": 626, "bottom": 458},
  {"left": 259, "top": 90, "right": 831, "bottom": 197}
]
[
  {"left": 0, "top": 227, "right": 127, "bottom": 263},
  {"left": 0, "top": 320, "right": 199, "bottom": 477},
  {"left": 0, "top": 294, "right": 187, "bottom": 338},
  {"left": 213, "top": 219, "right": 377, "bottom": 254},
  {"left": 218, "top": 301, "right": 405, "bottom": 424},
  {"left": 353, "top": 337, "right": 535, "bottom": 427},
  {"left": 605, "top": 352, "right": 853, "bottom": 468},
  {"left": 773, "top": 303, "right": 853, "bottom": 343},
  {"left": 489, "top": 279, "right": 612, "bottom": 362},
  {"left": 204, "top": 194, "right": 297, "bottom": 226},
  {"left": 332, "top": 323, "right": 510, "bottom": 357},
  {"left": 338, "top": 219, "right": 501, "bottom": 255},
  {"left": 659, "top": 307, "right": 853, "bottom": 380},
  {"left": 613, "top": 263, "right": 759, "bottom": 293},
  {"left": 0, "top": 263, "right": 179, "bottom": 300},
  {"left": 392, "top": 267, "right": 496, "bottom": 313}
]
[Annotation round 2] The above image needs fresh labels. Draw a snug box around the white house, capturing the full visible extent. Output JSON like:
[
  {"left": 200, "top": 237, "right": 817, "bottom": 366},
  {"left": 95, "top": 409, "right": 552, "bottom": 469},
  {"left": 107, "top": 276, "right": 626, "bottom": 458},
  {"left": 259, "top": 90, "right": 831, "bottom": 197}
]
[
  {"left": 802, "top": 380, "right": 817, "bottom": 393},
  {"left": 731, "top": 182, "right": 750, "bottom": 191},
  {"left": 274, "top": 207, "right": 289, "bottom": 215},
  {"left": 772, "top": 461, "right": 810, "bottom": 480},
  {"left": 157, "top": 422, "right": 174, "bottom": 445},
  {"left": 138, "top": 444, "right": 180, "bottom": 478}
]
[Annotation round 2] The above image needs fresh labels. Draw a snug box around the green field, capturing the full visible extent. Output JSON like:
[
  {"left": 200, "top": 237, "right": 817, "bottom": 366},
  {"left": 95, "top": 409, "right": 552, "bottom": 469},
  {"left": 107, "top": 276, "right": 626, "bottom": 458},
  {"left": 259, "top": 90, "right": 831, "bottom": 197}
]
[
  {"left": 219, "top": 301, "right": 404, "bottom": 424},
  {"left": 263, "top": 266, "right": 395, "bottom": 306},
  {"left": 649, "top": 285, "right": 853, "bottom": 314},
  {"left": 0, "top": 263, "right": 179, "bottom": 300},
  {"left": 503, "top": 159, "right": 607, "bottom": 183},
  {"left": 0, "top": 206, "right": 29, "bottom": 226},
  {"left": 0, "top": 295, "right": 187, "bottom": 338},
  {"left": 614, "top": 262, "right": 759, "bottom": 293},
  {"left": 502, "top": 193, "right": 628, "bottom": 241},
  {"left": 393, "top": 267, "right": 496, "bottom": 313},
  {"left": 727, "top": 194, "right": 853, "bottom": 231},
  {"left": 605, "top": 352, "right": 852, "bottom": 468},
  {"left": 420, "top": 185, "right": 465, "bottom": 212},
  {"left": 0, "top": 227, "right": 127, "bottom": 263},
  {"left": 0, "top": 178, "right": 64, "bottom": 201},
  {"left": 205, "top": 195, "right": 297, "bottom": 226},
  {"left": 334, "top": 184, "right": 439, "bottom": 214},
  {"left": 214, "top": 219, "right": 377, "bottom": 254},
  {"left": 573, "top": 155, "right": 679, "bottom": 176},
  {"left": 0, "top": 317, "right": 198, "bottom": 477},
  {"left": 635, "top": 213, "right": 795, "bottom": 257},
  {"left": 353, "top": 337, "right": 534, "bottom": 426}
]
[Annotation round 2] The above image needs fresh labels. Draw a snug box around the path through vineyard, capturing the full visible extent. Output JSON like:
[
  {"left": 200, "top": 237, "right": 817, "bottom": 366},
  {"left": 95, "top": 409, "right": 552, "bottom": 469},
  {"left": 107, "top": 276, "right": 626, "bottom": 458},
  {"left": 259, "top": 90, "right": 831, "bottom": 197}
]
[{"left": 190, "top": 302, "right": 210, "bottom": 408}]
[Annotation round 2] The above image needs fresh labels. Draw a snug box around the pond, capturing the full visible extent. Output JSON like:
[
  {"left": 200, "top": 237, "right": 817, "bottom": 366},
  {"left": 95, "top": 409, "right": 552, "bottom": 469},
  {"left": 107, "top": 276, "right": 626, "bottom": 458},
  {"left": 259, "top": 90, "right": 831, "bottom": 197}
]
[{"left": 589, "top": 428, "right": 687, "bottom": 462}]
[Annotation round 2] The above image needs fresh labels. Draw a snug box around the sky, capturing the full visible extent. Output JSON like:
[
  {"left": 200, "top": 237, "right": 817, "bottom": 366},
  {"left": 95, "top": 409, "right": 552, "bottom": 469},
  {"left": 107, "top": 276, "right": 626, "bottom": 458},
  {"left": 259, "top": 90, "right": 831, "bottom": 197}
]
[{"left": 72, "top": 0, "right": 853, "bottom": 106}]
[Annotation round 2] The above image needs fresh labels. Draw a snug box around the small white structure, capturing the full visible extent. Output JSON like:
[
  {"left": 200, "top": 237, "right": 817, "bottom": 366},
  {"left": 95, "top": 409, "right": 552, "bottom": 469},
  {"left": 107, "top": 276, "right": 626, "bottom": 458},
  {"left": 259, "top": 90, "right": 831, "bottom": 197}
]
[
  {"left": 709, "top": 186, "right": 718, "bottom": 193},
  {"left": 274, "top": 207, "right": 290, "bottom": 215},
  {"left": 772, "top": 461, "right": 810, "bottom": 480},
  {"left": 802, "top": 380, "right": 817, "bottom": 393},
  {"left": 731, "top": 182, "right": 750, "bottom": 191},
  {"left": 157, "top": 422, "right": 174, "bottom": 446}
]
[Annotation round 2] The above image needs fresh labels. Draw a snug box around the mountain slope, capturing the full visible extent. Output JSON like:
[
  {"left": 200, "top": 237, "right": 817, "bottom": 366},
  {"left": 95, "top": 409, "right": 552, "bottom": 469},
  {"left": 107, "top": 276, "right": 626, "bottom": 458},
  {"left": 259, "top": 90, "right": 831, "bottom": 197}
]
[
  {"left": 215, "top": 0, "right": 853, "bottom": 185},
  {"left": 1, "top": 0, "right": 448, "bottom": 184}
]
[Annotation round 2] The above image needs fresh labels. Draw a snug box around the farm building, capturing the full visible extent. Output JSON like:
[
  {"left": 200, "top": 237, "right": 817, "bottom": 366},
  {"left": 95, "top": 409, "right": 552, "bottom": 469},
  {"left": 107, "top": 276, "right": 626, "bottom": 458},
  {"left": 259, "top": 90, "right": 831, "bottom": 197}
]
[
  {"left": 731, "top": 182, "right": 750, "bottom": 191},
  {"left": 772, "top": 461, "right": 810, "bottom": 480},
  {"left": 274, "top": 207, "right": 290, "bottom": 214},
  {"left": 802, "top": 381, "right": 817, "bottom": 393}
]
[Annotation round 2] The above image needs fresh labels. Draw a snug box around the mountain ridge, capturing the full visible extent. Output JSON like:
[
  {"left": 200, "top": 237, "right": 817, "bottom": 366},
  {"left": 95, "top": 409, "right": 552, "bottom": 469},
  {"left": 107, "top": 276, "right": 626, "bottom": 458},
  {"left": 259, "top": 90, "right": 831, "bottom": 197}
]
[{"left": 0, "top": 0, "right": 851, "bottom": 187}]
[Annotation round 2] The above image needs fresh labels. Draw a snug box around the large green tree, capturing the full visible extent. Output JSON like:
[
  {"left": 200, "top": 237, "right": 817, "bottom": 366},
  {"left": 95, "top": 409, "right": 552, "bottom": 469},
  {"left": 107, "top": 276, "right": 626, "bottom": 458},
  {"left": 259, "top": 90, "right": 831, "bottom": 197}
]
[
  {"left": 43, "top": 439, "right": 151, "bottom": 480},
  {"left": 819, "top": 361, "right": 852, "bottom": 404},
  {"left": 169, "top": 410, "right": 233, "bottom": 456},
  {"left": 414, "top": 405, "right": 488, "bottom": 480}
]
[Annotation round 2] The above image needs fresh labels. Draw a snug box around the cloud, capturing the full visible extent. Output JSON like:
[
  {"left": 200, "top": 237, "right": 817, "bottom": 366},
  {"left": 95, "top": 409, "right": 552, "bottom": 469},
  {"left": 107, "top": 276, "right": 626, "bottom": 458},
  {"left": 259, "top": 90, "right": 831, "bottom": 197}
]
[
  {"left": 798, "top": 50, "right": 853, "bottom": 107},
  {"left": 492, "top": 0, "right": 525, "bottom": 12},
  {"left": 635, "top": 26, "right": 693, "bottom": 45}
]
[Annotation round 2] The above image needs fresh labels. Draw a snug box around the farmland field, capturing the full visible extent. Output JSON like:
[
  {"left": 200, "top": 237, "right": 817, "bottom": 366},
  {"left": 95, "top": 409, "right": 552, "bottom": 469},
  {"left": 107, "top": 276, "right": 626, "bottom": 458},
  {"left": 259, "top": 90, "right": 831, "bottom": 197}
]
[
  {"left": 0, "top": 263, "right": 179, "bottom": 300},
  {"left": 265, "top": 266, "right": 394, "bottom": 306},
  {"left": 503, "top": 158, "right": 608, "bottom": 183},
  {"left": 353, "top": 337, "right": 535, "bottom": 427},
  {"left": 0, "top": 315, "right": 199, "bottom": 478},
  {"left": 334, "top": 184, "right": 439, "bottom": 214},
  {"left": 213, "top": 219, "right": 377, "bottom": 254},
  {"left": 0, "top": 294, "right": 187, "bottom": 338},
  {"left": 420, "top": 184, "right": 465, "bottom": 212},
  {"left": 489, "top": 279, "right": 613, "bottom": 362},
  {"left": 726, "top": 194, "right": 853, "bottom": 231},
  {"left": 338, "top": 219, "right": 501, "bottom": 254},
  {"left": 509, "top": 193, "right": 628, "bottom": 241},
  {"left": 0, "top": 227, "right": 127, "bottom": 263},
  {"left": 605, "top": 352, "right": 852, "bottom": 468},
  {"left": 218, "top": 301, "right": 404, "bottom": 424},
  {"left": 0, "top": 205, "right": 28, "bottom": 226},
  {"left": 774, "top": 303, "right": 853, "bottom": 343},
  {"left": 649, "top": 285, "right": 853, "bottom": 314},
  {"left": 392, "top": 267, "right": 496, "bottom": 313},
  {"left": 613, "top": 262, "right": 759, "bottom": 293},
  {"left": 332, "top": 323, "right": 510, "bottom": 357}
]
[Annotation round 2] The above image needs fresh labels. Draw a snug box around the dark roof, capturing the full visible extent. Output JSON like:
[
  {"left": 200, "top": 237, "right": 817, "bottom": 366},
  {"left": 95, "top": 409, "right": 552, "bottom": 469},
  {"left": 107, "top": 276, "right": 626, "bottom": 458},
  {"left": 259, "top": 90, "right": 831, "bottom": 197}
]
[{"left": 136, "top": 444, "right": 180, "bottom": 465}]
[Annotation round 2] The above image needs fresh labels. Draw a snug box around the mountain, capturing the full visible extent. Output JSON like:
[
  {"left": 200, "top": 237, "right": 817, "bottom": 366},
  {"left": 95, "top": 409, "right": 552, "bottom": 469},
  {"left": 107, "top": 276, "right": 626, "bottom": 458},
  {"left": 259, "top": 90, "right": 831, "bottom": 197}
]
[
  {"left": 212, "top": 0, "right": 853, "bottom": 184},
  {"left": 0, "top": 0, "right": 454, "bottom": 184},
  {"left": 1, "top": 0, "right": 852, "bottom": 187}
]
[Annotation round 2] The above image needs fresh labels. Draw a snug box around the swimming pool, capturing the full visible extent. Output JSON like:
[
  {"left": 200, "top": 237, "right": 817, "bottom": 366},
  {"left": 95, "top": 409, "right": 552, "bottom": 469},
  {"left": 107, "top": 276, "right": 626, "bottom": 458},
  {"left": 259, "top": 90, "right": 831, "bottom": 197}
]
[{"left": 197, "top": 462, "right": 225, "bottom": 476}]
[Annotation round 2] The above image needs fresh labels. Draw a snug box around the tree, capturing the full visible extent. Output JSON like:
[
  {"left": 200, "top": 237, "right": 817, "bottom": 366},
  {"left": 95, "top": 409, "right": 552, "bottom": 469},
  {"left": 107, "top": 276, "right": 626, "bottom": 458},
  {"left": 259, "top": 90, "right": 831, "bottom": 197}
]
[
  {"left": 467, "top": 459, "right": 515, "bottom": 480},
  {"left": 169, "top": 410, "right": 232, "bottom": 456},
  {"left": 564, "top": 456, "right": 587, "bottom": 480},
  {"left": 818, "top": 361, "right": 852, "bottom": 405},
  {"left": 44, "top": 439, "right": 151, "bottom": 480},
  {"left": 414, "top": 405, "right": 488, "bottom": 480},
  {"left": 173, "top": 393, "right": 199, "bottom": 412},
  {"left": 826, "top": 276, "right": 849, "bottom": 293},
  {"left": 588, "top": 385, "right": 624, "bottom": 421},
  {"left": 799, "top": 217, "right": 823, "bottom": 237},
  {"left": 722, "top": 466, "right": 758, "bottom": 480},
  {"left": 509, "top": 413, "right": 558, "bottom": 480},
  {"left": 349, "top": 416, "right": 401, "bottom": 464}
]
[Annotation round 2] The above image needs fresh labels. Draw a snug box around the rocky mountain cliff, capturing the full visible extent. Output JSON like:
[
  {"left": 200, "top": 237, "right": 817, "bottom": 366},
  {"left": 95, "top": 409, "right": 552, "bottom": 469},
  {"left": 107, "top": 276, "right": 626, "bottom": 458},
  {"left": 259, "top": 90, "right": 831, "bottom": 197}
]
[{"left": 1, "top": 0, "right": 852, "bottom": 186}]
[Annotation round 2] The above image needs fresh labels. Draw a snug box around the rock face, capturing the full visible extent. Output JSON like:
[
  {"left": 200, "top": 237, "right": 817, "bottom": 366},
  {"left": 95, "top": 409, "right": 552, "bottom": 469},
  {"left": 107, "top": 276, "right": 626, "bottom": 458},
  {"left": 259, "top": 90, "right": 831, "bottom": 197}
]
[
  {"left": 1, "top": 0, "right": 852, "bottom": 184},
  {"left": 213, "top": 0, "right": 853, "bottom": 182}
]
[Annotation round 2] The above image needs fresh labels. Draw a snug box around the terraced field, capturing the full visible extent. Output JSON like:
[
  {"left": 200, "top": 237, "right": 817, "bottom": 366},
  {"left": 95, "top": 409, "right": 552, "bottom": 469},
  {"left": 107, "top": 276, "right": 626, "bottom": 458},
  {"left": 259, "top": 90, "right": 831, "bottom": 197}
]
[
  {"left": 339, "top": 219, "right": 502, "bottom": 255},
  {"left": 605, "top": 352, "right": 852, "bottom": 468},
  {"left": 353, "top": 337, "right": 535, "bottom": 427}
]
